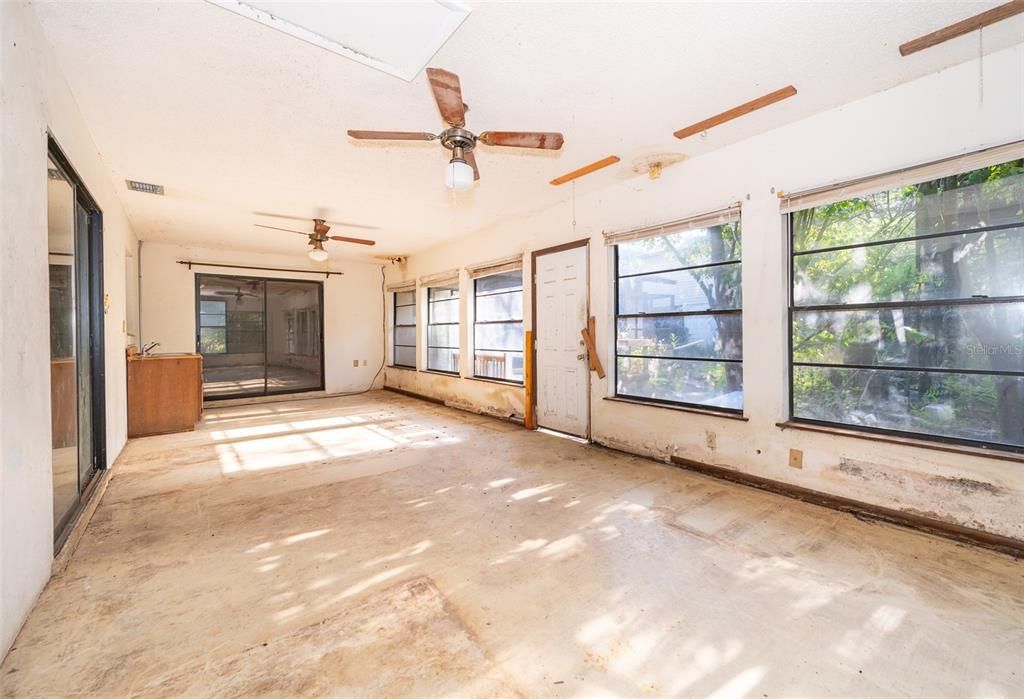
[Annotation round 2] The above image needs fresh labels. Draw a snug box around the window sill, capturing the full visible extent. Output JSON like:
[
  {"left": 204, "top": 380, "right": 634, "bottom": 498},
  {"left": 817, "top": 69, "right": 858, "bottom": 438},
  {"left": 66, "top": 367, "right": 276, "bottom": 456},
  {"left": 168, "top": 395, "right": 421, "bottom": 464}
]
[
  {"left": 776, "top": 420, "right": 1024, "bottom": 464},
  {"left": 420, "top": 369, "right": 460, "bottom": 378},
  {"left": 603, "top": 396, "right": 748, "bottom": 421},
  {"left": 465, "top": 375, "right": 524, "bottom": 388},
  {"left": 386, "top": 365, "right": 416, "bottom": 372}
]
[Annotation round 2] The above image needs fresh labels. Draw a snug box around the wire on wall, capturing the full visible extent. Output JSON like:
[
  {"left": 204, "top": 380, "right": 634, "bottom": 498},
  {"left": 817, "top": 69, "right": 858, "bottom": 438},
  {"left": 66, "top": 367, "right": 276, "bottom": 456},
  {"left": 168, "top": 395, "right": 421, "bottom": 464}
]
[{"left": 334, "top": 265, "right": 387, "bottom": 397}]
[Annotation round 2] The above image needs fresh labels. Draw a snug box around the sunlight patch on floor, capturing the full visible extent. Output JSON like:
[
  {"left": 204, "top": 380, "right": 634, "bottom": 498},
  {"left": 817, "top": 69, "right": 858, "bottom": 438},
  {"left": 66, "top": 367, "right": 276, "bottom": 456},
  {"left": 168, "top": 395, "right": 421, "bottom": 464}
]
[{"left": 213, "top": 421, "right": 460, "bottom": 474}]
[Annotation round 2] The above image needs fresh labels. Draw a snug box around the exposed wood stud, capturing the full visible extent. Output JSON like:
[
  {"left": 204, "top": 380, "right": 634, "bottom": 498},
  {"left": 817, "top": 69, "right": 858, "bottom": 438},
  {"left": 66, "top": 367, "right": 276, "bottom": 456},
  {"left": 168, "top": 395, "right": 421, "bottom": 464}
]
[
  {"left": 580, "top": 317, "right": 605, "bottom": 379},
  {"left": 673, "top": 86, "right": 797, "bottom": 141},
  {"left": 550, "top": 156, "right": 621, "bottom": 186},
  {"left": 898, "top": 0, "right": 1024, "bottom": 56},
  {"left": 524, "top": 330, "right": 536, "bottom": 430}
]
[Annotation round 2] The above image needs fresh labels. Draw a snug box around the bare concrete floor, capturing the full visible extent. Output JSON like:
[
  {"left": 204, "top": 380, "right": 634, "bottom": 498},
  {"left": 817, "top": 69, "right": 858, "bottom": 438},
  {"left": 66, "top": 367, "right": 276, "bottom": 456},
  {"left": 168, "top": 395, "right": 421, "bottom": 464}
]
[{"left": 3, "top": 393, "right": 1023, "bottom": 697}]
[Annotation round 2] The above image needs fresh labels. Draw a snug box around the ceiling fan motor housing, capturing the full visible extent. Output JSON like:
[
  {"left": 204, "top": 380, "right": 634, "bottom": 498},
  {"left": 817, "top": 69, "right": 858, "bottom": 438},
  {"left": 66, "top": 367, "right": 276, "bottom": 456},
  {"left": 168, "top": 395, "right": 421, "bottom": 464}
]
[{"left": 439, "top": 127, "right": 476, "bottom": 155}]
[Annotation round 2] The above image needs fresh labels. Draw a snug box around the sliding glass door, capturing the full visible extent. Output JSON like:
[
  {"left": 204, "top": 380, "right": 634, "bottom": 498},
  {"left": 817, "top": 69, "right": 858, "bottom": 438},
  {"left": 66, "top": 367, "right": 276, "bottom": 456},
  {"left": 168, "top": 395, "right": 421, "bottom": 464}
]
[
  {"left": 265, "top": 280, "right": 323, "bottom": 394},
  {"left": 47, "top": 141, "right": 105, "bottom": 548},
  {"left": 196, "top": 274, "right": 323, "bottom": 399}
]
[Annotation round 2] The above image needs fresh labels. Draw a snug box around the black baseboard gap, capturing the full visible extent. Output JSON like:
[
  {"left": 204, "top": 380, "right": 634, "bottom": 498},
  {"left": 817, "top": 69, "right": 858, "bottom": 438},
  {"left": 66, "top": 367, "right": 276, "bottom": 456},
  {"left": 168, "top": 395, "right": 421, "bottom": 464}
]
[{"left": 383, "top": 385, "right": 445, "bottom": 406}]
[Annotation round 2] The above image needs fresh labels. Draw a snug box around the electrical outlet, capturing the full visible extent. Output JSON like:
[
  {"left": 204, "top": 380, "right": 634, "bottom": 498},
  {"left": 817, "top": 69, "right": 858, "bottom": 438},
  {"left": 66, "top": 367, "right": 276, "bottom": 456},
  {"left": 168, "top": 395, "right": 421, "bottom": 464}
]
[
  {"left": 362, "top": 360, "right": 367, "bottom": 366},
  {"left": 352, "top": 359, "right": 359, "bottom": 367},
  {"left": 788, "top": 448, "right": 804, "bottom": 469}
]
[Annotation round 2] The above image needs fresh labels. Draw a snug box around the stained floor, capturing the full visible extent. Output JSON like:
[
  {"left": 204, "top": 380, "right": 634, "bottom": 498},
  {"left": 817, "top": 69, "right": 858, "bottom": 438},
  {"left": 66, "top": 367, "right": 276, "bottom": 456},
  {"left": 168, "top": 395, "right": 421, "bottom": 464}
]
[{"left": 3, "top": 392, "right": 1023, "bottom": 697}]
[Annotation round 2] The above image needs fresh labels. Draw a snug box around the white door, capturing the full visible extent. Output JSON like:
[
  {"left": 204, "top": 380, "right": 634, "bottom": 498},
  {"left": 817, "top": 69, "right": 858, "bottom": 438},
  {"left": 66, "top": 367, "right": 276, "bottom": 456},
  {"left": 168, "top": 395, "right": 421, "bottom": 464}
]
[{"left": 535, "top": 244, "right": 589, "bottom": 437}]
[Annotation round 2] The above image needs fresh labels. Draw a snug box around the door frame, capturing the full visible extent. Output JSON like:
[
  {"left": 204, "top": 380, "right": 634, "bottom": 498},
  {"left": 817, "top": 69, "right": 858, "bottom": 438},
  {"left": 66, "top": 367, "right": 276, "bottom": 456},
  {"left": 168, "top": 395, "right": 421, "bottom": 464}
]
[
  {"left": 194, "top": 272, "right": 326, "bottom": 400},
  {"left": 529, "top": 237, "right": 591, "bottom": 439},
  {"left": 47, "top": 134, "right": 107, "bottom": 552}
]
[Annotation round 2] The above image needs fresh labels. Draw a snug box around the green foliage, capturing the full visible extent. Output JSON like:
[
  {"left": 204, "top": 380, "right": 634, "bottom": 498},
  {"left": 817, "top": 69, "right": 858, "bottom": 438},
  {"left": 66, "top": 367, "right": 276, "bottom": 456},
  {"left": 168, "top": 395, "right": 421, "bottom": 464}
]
[{"left": 791, "top": 160, "right": 1024, "bottom": 446}]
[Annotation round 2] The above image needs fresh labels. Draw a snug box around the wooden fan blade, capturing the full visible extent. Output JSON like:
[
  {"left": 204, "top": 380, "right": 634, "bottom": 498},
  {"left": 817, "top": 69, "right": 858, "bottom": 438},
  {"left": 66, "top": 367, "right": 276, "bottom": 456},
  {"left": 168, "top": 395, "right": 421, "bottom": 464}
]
[
  {"left": 255, "top": 223, "right": 308, "bottom": 236},
  {"left": 327, "top": 220, "right": 379, "bottom": 230},
  {"left": 254, "top": 211, "right": 313, "bottom": 222},
  {"left": 425, "top": 68, "right": 466, "bottom": 128},
  {"left": 329, "top": 235, "right": 376, "bottom": 246},
  {"left": 346, "top": 130, "right": 436, "bottom": 141},
  {"left": 464, "top": 149, "right": 480, "bottom": 181},
  {"left": 478, "top": 131, "right": 564, "bottom": 150},
  {"left": 254, "top": 212, "right": 309, "bottom": 221},
  {"left": 256, "top": 212, "right": 379, "bottom": 230}
]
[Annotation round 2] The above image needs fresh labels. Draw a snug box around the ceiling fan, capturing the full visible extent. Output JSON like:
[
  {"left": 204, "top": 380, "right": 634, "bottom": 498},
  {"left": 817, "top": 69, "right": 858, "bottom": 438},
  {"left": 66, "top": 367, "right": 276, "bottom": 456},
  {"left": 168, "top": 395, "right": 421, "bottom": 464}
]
[
  {"left": 213, "top": 286, "right": 259, "bottom": 305},
  {"left": 347, "top": 67, "right": 565, "bottom": 191},
  {"left": 255, "top": 218, "right": 376, "bottom": 262}
]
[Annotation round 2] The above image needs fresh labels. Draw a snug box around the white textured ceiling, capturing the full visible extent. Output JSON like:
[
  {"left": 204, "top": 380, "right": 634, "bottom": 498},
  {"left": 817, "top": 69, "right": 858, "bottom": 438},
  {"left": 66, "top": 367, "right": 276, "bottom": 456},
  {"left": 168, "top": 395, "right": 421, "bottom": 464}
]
[{"left": 33, "top": 0, "right": 1024, "bottom": 262}]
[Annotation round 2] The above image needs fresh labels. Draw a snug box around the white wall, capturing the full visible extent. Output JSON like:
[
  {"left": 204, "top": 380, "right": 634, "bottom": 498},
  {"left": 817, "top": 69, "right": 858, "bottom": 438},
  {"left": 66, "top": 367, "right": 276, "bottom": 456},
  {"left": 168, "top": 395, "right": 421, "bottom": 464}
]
[
  {"left": 139, "top": 243, "right": 385, "bottom": 395},
  {"left": 386, "top": 44, "right": 1024, "bottom": 540},
  {"left": 1, "top": 2, "right": 138, "bottom": 656}
]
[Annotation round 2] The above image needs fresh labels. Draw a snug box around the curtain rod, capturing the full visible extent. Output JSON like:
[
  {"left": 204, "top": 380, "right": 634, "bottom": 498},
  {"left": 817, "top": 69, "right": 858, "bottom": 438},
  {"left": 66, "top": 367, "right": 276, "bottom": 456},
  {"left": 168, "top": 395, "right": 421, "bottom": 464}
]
[{"left": 175, "top": 260, "right": 343, "bottom": 278}]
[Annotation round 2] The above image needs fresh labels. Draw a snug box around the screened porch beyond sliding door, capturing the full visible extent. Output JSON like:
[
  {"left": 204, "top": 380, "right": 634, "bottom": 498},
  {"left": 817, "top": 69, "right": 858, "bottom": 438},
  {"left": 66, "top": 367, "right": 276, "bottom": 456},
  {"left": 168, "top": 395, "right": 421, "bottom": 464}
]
[{"left": 197, "top": 274, "right": 324, "bottom": 399}]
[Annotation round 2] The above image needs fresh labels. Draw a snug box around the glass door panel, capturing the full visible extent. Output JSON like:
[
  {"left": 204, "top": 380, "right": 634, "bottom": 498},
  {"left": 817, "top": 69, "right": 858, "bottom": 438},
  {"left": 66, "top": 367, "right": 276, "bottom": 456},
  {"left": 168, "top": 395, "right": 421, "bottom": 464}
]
[
  {"left": 197, "top": 275, "right": 266, "bottom": 399},
  {"left": 265, "top": 280, "right": 323, "bottom": 394},
  {"left": 74, "top": 200, "right": 95, "bottom": 491},
  {"left": 47, "top": 158, "right": 79, "bottom": 530},
  {"left": 47, "top": 143, "right": 105, "bottom": 549}
]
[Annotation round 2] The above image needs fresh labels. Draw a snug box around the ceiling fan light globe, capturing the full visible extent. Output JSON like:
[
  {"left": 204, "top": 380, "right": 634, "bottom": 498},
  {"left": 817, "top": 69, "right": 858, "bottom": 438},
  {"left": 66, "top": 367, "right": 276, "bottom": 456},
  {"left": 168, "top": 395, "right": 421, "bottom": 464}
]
[
  {"left": 445, "top": 159, "right": 474, "bottom": 192},
  {"left": 308, "top": 248, "right": 329, "bottom": 263}
]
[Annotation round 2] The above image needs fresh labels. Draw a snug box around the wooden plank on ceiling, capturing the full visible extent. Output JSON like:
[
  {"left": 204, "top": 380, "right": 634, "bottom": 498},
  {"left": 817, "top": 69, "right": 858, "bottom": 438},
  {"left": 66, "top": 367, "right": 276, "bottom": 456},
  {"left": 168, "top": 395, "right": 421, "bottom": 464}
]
[
  {"left": 673, "top": 86, "right": 797, "bottom": 141},
  {"left": 550, "top": 156, "right": 621, "bottom": 186},
  {"left": 899, "top": 1, "right": 1024, "bottom": 56}
]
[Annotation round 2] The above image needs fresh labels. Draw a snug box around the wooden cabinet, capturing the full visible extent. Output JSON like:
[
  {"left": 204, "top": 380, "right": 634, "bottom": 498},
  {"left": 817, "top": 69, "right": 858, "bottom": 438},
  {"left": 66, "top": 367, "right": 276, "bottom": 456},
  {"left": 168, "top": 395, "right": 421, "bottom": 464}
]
[{"left": 127, "top": 354, "right": 203, "bottom": 438}]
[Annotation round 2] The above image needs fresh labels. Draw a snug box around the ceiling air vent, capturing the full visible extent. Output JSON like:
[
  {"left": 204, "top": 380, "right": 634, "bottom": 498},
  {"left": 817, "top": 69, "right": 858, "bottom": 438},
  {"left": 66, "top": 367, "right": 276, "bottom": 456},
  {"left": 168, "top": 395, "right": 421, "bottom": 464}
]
[{"left": 126, "top": 180, "right": 164, "bottom": 195}]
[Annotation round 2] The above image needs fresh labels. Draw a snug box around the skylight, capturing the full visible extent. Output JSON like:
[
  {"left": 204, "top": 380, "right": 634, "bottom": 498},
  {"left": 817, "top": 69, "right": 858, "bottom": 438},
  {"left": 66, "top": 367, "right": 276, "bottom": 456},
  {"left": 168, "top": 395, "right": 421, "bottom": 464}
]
[{"left": 206, "top": 0, "right": 471, "bottom": 81}]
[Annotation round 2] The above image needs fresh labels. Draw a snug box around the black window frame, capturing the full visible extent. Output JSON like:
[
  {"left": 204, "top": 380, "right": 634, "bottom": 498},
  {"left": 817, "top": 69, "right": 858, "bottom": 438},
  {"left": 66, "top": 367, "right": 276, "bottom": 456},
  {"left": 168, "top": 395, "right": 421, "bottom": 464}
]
[
  {"left": 198, "top": 298, "right": 228, "bottom": 354},
  {"left": 426, "top": 283, "right": 460, "bottom": 375},
  {"left": 613, "top": 220, "right": 744, "bottom": 415},
  {"left": 472, "top": 270, "right": 525, "bottom": 385},
  {"left": 786, "top": 157, "right": 1024, "bottom": 454},
  {"left": 392, "top": 289, "right": 417, "bottom": 369}
]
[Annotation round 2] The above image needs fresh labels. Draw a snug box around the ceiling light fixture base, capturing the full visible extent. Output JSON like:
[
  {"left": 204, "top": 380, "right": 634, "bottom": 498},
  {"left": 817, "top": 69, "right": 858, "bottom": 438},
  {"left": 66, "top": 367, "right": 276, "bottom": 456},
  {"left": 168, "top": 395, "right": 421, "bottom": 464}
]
[{"left": 438, "top": 127, "right": 476, "bottom": 152}]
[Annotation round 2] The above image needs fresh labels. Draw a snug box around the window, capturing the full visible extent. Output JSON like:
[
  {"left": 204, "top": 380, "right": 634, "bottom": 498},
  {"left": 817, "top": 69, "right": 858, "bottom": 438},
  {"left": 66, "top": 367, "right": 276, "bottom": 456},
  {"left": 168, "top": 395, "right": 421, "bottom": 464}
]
[
  {"left": 427, "top": 283, "right": 459, "bottom": 373},
  {"left": 284, "top": 308, "right": 319, "bottom": 357},
  {"left": 199, "top": 301, "right": 263, "bottom": 355},
  {"left": 393, "top": 290, "right": 417, "bottom": 368},
  {"left": 473, "top": 271, "right": 524, "bottom": 383},
  {"left": 227, "top": 310, "right": 265, "bottom": 354},
  {"left": 199, "top": 299, "right": 227, "bottom": 354},
  {"left": 789, "top": 157, "right": 1024, "bottom": 451},
  {"left": 613, "top": 216, "right": 743, "bottom": 412}
]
